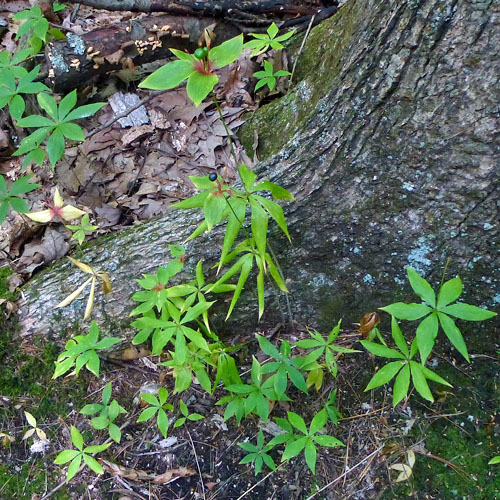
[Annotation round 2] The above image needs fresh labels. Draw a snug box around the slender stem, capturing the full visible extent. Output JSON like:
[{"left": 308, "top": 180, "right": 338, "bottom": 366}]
[
  {"left": 212, "top": 93, "right": 239, "bottom": 167},
  {"left": 439, "top": 257, "right": 452, "bottom": 290}
]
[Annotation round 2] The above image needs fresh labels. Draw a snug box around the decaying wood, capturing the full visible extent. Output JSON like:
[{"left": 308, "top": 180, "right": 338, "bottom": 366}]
[
  {"left": 47, "top": 3, "right": 338, "bottom": 91},
  {"left": 65, "top": 0, "right": 334, "bottom": 16},
  {"left": 46, "top": 14, "right": 233, "bottom": 92},
  {"left": 22, "top": 0, "right": 500, "bottom": 343}
]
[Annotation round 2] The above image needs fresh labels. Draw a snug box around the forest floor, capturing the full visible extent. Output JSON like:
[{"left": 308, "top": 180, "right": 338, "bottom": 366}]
[{"left": 0, "top": 1, "right": 499, "bottom": 499}]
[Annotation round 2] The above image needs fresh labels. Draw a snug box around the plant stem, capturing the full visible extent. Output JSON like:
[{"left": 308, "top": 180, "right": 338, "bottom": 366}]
[{"left": 212, "top": 93, "right": 239, "bottom": 168}]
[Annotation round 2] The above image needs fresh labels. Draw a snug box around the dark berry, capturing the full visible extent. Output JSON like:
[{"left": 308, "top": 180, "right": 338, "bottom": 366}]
[{"left": 209, "top": 173, "right": 218, "bottom": 181}]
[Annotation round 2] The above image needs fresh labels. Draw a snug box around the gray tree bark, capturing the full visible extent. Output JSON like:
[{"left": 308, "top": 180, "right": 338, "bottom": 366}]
[{"left": 20, "top": 0, "right": 499, "bottom": 343}]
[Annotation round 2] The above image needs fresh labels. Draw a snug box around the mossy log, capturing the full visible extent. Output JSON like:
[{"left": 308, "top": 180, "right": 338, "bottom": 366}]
[{"left": 20, "top": 0, "right": 499, "bottom": 344}]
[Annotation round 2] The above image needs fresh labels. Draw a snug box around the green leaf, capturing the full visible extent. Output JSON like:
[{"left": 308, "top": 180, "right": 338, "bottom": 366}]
[
  {"left": 282, "top": 436, "right": 307, "bottom": 462},
  {"left": 225, "top": 254, "right": 253, "bottom": 318},
  {"left": 141, "top": 393, "right": 159, "bottom": 406},
  {"left": 365, "top": 361, "right": 404, "bottom": 390},
  {"left": 309, "top": 409, "right": 327, "bottom": 435},
  {"left": 10, "top": 175, "right": 41, "bottom": 195},
  {"left": 422, "top": 366, "right": 452, "bottom": 387},
  {"left": 407, "top": 268, "right": 436, "bottom": 307},
  {"left": 410, "top": 361, "right": 434, "bottom": 402},
  {"left": 54, "top": 449, "right": 80, "bottom": 464},
  {"left": 66, "top": 455, "right": 82, "bottom": 482},
  {"left": 58, "top": 90, "right": 77, "bottom": 121},
  {"left": 442, "top": 303, "right": 497, "bottom": 321},
  {"left": 250, "top": 199, "right": 268, "bottom": 261},
  {"left": 209, "top": 34, "right": 243, "bottom": 68},
  {"left": 313, "top": 434, "right": 344, "bottom": 447},
  {"left": 219, "top": 198, "right": 246, "bottom": 270},
  {"left": 437, "top": 276, "right": 462, "bottom": 308},
  {"left": 239, "top": 163, "right": 257, "bottom": 191},
  {"left": 60, "top": 122, "right": 85, "bottom": 141},
  {"left": 390, "top": 365, "right": 409, "bottom": 407},
  {"left": 203, "top": 191, "right": 227, "bottom": 231},
  {"left": 186, "top": 72, "right": 218, "bottom": 107},
  {"left": 390, "top": 316, "right": 409, "bottom": 358},
  {"left": 489, "top": 456, "right": 500, "bottom": 465},
  {"left": 157, "top": 409, "right": 169, "bottom": 438},
  {"left": 101, "top": 382, "right": 112, "bottom": 405},
  {"left": 137, "top": 406, "right": 157, "bottom": 422},
  {"left": 252, "top": 180, "right": 294, "bottom": 200},
  {"left": 71, "top": 426, "right": 84, "bottom": 450},
  {"left": 267, "top": 23, "right": 279, "bottom": 39},
  {"left": 416, "top": 312, "right": 439, "bottom": 362},
  {"left": 37, "top": 92, "right": 58, "bottom": 120},
  {"left": 80, "top": 403, "right": 103, "bottom": 415},
  {"left": 360, "top": 341, "right": 406, "bottom": 359},
  {"left": 9, "top": 94, "right": 25, "bottom": 120},
  {"left": 169, "top": 48, "right": 197, "bottom": 62},
  {"left": 46, "top": 128, "right": 66, "bottom": 166},
  {"left": 9, "top": 197, "right": 29, "bottom": 213},
  {"left": 256, "top": 195, "right": 290, "bottom": 241},
  {"left": 379, "top": 303, "right": 432, "bottom": 320},
  {"left": 64, "top": 102, "right": 106, "bottom": 121},
  {"left": 287, "top": 412, "right": 307, "bottom": 434},
  {"left": 17, "top": 115, "right": 55, "bottom": 128},
  {"left": 84, "top": 442, "right": 111, "bottom": 454},
  {"left": 83, "top": 454, "right": 103, "bottom": 474},
  {"left": 437, "top": 312, "right": 469, "bottom": 362}
]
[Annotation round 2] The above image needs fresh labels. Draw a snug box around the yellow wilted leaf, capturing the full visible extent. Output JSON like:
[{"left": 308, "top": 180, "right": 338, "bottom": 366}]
[
  {"left": 55, "top": 277, "right": 92, "bottom": 309},
  {"left": 68, "top": 256, "right": 94, "bottom": 275},
  {"left": 84, "top": 277, "right": 96, "bottom": 320}
]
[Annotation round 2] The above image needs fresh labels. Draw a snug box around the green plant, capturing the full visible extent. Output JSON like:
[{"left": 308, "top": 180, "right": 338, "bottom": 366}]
[
  {"left": 139, "top": 34, "right": 243, "bottom": 106},
  {"left": 12, "top": 5, "right": 65, "bottom": 54},
  {"left": 22, "top": 411, "right": 48, "bottom": 443},
  {"left": 79, "top": 382, "right": 127, "bottom": 443},
  {"left": 137, "top": 387, "right": 173, "bottom": 438},
  {"left": 0, "top": 174, "right": 40, "bottom": 224},
  {"left": 219, "top": 356, "right": 289, "bottom": 422},
  {"left": 489, "top": 456, "right": 500, "bottom": 465},
  {"left": 55, "top": 257, "right": 112, "bottom": 320},
  {"left": 66, "top": 214, "right": 99, "bottom": 245},
  {"left": 0, "top": 64, "right": 49, "bottom": 120},
  {"left": 52, "top": 321, "right": 121, "bottom": 378},
  {"left": 173, "top": 400, "right": 204, "bottom": 428},
  {"left": 296, "top": 320, "right": 359, "bottom": 383},
  {"left": 54, "top": 426, "right": 111, "bottom": 482},
  {"left": 257, "top": 334, "right": 309, "bottom": 398},
  {"left": 267, "top": 409, "right": 344, "bottom": 474},
  {"left": 244, "top": 23, "right": 295, "bottom": 56},
  {"left": 361, "top": 317, "right": 452, "bottom": 406},
  {"left": 380, "top": 268, "right": 497, "bottom": 363},
  {"left": 238, "top": 430, "right": 276, "bottom": 475},
  {"left": 14, "top": 90, "right": 105, "bottom": 168},
  {"left": 175, "top": 164, "right": 293, "bottom": 319},
  {"left": 324, "top": 389, "right": 342, "bottom": 425},
  {"left": 253, "top": 60, "right": 291, "bottom": 91}
]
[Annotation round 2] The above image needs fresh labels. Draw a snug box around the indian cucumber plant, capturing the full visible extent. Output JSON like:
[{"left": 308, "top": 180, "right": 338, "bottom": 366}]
[{"left": 0, "top": 5, "right": 497, "bottom": 491}]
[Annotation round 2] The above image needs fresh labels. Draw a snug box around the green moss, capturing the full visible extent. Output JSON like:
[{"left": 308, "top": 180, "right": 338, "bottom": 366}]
[
  {"left": 0, "top": 462, "right": 69, "bottom": 499},
  {"left": 0, "top": 266, "right": 16, "bottom": 301},
  {"left": 382, "top": 358, "right": 500, "bottom": 499}
]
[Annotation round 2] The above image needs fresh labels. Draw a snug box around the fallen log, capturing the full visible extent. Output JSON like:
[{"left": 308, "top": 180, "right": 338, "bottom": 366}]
[{"left": 22, "top": 0, "right": 499, "bottom": 348}]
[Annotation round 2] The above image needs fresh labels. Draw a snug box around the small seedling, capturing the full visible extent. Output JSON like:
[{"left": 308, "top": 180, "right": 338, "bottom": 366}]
[
  {"left": 14, "top": 90, "right": 105, "bottom": 167},
  {"left": 238, "top": 430, "right": 276, "bottom": 475},
  {"left": 80, "top": 382, "right": 127, "bottom": 443},
  {"left": 54, "top": 426, "right": 111, "bottom": 482},
  {"left": 22, "top": 411, "right": 48, "bottom": 443},
  {"left": 253, "top": 60, "right": 291, "bottom": 92},
  {"left": 245, "top": 23, "right": 295, "bottom": 56},
  {"left": 138, "top": 388, "right": 173, "bottom": 438},
  {"left": 66, "top": 213, "right": 99, "bottom": 245},
  {"left": 0, "top": 174, "right": 41, "bottom": 224},
  {"left": 267, "top": 409, "right": 344, "bottom": 474},
  {"left": 173, "top": 400, "right": 204, "bottom": 428},
  {"left": 53, "top": 321, "right": 121, "bottom": 378}
]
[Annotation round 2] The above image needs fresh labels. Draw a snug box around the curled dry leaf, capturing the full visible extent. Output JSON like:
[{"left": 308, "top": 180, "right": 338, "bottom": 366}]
[{"left": 358, "top": 312, "right": 381, "bottom": 337}]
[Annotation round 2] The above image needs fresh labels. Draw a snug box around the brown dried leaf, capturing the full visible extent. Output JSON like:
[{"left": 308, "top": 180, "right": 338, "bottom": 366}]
[
  {"left": 152, "top": 466, "right": 195, "bottom": 484},
  {"left": 358, "top": 312, "right": 381, "bottom": 337}
]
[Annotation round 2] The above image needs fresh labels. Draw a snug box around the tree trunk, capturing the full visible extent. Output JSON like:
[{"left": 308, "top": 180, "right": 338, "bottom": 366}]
[{"left": 20, "top": 0, "right": 499, "bottom": 343}]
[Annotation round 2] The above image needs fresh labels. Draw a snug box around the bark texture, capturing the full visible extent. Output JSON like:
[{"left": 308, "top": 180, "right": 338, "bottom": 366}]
[{"left": 21, "top": 0, "right": 500, "bottom": 342}]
